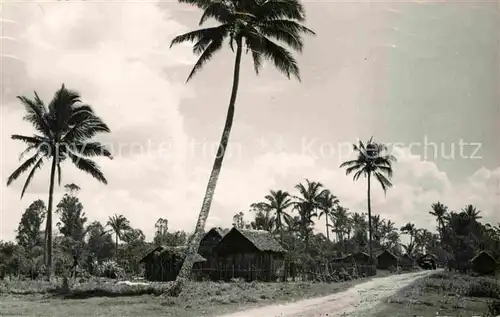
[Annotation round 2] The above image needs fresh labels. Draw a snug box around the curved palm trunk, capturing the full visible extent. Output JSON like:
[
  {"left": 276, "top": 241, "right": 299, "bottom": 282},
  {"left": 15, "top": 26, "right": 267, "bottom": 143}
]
[
  {"left": 169, "top": 40, "right": 243, "bottom": 296},
  {"left": 325, "top": 215, "right": 330, "bottom": 241},
  {"left": 45, "top": 156, "right": 57, "bottom": 280},
  {"left": 367, "top": 173, "right": 373, "bottom": 262},
  {"left": 277, "top": 213, "right": 284, "bottom": 244},
  {"left": 115, "top": 234, "right": 119, "bottom": 259}
]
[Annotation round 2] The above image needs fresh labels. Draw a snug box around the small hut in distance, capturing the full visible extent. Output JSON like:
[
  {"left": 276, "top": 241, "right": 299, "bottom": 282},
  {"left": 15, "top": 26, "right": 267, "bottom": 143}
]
[
  {"left": 470, "top": 251, "right": 498, "bottom": 276},
  {"left": 376, "top": 250, "right": 397, "bottom": 270},
  {"left": 139, "top": 245, "right": 206, "bottom": 281},
  {"left": 211, "top": 227, "right": 287, "bottom": 281}
]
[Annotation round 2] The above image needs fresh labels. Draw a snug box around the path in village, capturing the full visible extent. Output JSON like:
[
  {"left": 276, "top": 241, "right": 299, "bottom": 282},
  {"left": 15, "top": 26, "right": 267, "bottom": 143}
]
[{"left": 219, "top": 270, "right": 438, "bottom": 317}]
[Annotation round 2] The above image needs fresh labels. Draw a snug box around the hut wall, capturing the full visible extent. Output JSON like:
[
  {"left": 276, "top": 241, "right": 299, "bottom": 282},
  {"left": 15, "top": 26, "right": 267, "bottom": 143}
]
[
  {"left": 214, "top": 251, "right": 283, "bottom": 281},
  {"left": 377, "top": 253, "right": 397, "bottom": 270},
  {"left": 471, "top": 255, "right": 496, "bottom": 275}
]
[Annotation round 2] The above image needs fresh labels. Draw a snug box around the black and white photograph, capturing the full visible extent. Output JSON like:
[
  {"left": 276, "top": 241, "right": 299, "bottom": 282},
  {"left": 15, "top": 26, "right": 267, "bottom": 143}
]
[{"left": 0, "top": 0, "right": 499, "bottom": 315}]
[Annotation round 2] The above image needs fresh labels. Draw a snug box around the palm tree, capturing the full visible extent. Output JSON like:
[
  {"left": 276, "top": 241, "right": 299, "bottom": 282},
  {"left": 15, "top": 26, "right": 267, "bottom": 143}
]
[
  {"left": 400, "top": 222, "right": 417, "bottom": 247},
  {"left": 332, "top": 205, "right": 349, "bottom": 243},
  {"left": 294, "top": 179, "right": 328, "bottom": 251},
  {"left": 429, "top": 201, "right": 448, "bottom": 241},
  {"left": 339, "top": 137, "right": 397, "bottom": 262},
  {"left": 169, "top": 0, "right": 315, "bottom": 292},
  {"left": 251, "top": 190, "right": 293, "bottom": 244},
  {"left": 6, "top": 84, "right": 112, "bottom": 278},
  {"left": 462, "top": 204, "right": 482, "bottom": 221},
  {"left": 317, "top": 190, "right": 339, "bottom": 241},
  {"left": 371, "top": 214, "right": 384, "bottom": 244},
  {"left": 106, "top": 214, "right": 131, "bottom": 258}
]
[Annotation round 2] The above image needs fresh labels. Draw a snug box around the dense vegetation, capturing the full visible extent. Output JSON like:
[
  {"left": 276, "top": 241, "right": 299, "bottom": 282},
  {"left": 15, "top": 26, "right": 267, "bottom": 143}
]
[{"left": 2, "top": 177, "right": 499, "bottom": 281}]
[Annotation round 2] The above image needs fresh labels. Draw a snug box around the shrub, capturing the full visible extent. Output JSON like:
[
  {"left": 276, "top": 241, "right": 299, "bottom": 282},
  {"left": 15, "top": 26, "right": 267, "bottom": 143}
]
[
  {"left": 96, "top": 261, "right": 125, "bottom": 279},
  {"left": 487, "top": 300, "right": 500, "bottom": 316},
  {"left": 465, "top": 278, "right": 500, "bottom": 299}
]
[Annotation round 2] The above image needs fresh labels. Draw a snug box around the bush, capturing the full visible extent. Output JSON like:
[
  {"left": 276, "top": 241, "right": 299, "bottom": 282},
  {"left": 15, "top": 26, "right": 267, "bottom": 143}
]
[
  {"left": 487, "top": 300, "right": 500, "bottom": 316},
  {"left": 465, "top": 278, "right": 500, "bottom": 299},
  {"left": 96, "top": 261, "right": 125, "bottom": 279}
]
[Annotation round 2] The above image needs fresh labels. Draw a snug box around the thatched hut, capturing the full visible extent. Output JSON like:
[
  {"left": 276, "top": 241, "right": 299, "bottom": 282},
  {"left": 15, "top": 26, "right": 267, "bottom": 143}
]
[
  {"left": 470, "top": 251, "right": 498, "bottom": 276},
  {"left": 376, "top": 250, "right": 397, "bottom": 270},
  {"left": 211, "top": 227, "right": 287, "bottom": 281},
  {"left": 139, "top": 245, "right": 206, "bottom": 281}
]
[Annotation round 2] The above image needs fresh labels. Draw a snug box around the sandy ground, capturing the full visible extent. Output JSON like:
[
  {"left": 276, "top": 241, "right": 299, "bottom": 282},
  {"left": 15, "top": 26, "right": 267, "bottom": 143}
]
[{"left": 219, "top": 270, "right": 438, "bottom": 317}]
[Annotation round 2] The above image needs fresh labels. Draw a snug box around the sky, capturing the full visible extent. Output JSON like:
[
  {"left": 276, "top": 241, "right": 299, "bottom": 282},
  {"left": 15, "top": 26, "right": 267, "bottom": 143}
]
[{"left": 1, "top": 0, "right": 499, "bottom": 242}]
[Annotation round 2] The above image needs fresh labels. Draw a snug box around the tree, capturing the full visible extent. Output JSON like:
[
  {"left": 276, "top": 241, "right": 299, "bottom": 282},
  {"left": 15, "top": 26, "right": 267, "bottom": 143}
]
[
  {"left": 6, "top": 84, "right": 112, "bottom": 278},
  {"left": 371, "top": 214, "right": 384, "bottom": 244},
  {"left": 153, "top": 218, "right": 169, "bottom": 245},
  {"left": 16, "top": 200, "right": 46, "bottom": 253},
  {"left": 86, "top": 221, "right": 114, "bottom": 264},
  {"left": 332, "top": 205, "right": 349, "bottom": 250},
  {"left": 250, "top": 209, "right": 275, "bottom": 232},
  {"left": 251, "top": 190, "right": 293, "bottom": 244},
  {"left": 56, "top": 184, "right": 87, "bottom": 241},
  {"left": 294, "top": 179, "right": 328, "bottom": 251},
  {"left": 169, "top": 0, "right": 315, "bottom": 294},
  {"left": 317, "top": 190, "right": 339, "bottom": 242},
  {"left": 232, "top": 212, "right": 247, "bottom": 229},
  {"left": 400, "top": 222, "right": 418, "bottom": 255},
  {"left": 339, "top": 137, "right": 396, "bottom": 262},
  {"left": 106, "top": 214, "right": 131, "bottom": 258},
  {"left": 429, "top": 201, "right": 448, "bottom": 241},
  {"left": 462, "top": 204, "right": 482, "bottom": 221}
]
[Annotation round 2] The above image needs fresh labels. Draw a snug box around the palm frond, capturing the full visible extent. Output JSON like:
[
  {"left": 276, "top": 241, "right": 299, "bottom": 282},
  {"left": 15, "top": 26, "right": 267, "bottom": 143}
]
[
  {"left": 246, "top": 31, "right": 300, "bottom": 80},
  {"left": 171, "top": 26, "right": 226, "bottom": 48},
  {"left": 20, "top": 158, "right": 44, "bottom": 198},
  {"left": 48, "top": 84, "right": 82, "bottom": 135},
  {"left": 198, "top": 1, "right": 233, "bottom": 25},
  {"left": 186, "top": 36, "right": 225, "bottom": 82},
  {"left": 256, "top": 19, "right": 314, "bottom": 52},
  {"left": 62, "top": 116, "right": 111, "bottom": 143},
  {"left": 339, "top": 159, "right": 358, "bottom": 169},
  {"left": 71, "top": 142, "right": 113, "bottom": 159},
  {"left": 68, "top": 104, "right": 95, "bottom": 126},
  {"left": 256, "top": 0, "right": 306, "bottom": 21},
  {"left": 17, "top": 95, "right": 52, "bottom": 137},
  {"left": 7, "top": 153, "right": 40, "bottom": 186},
  {"left": 374, "top": 171, "right": 393, "bottom": 193},
  {"left": 69, "top": 153, "right": 108, "bottom": 184}
]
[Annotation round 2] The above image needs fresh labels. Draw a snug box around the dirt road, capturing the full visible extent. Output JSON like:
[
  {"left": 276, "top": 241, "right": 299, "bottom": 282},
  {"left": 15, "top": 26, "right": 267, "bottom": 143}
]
[{"left": 219, "top": 270, "right": 437, "bottom": 317}]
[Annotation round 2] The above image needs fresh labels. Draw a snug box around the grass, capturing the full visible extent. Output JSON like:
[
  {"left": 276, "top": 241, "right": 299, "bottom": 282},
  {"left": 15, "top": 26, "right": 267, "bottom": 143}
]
[
  {"left": 373, "top": 271, "right": 500, "bottom": 317},
  {"left": 0, "top": 271, "right": 391, "bottom": 316}
]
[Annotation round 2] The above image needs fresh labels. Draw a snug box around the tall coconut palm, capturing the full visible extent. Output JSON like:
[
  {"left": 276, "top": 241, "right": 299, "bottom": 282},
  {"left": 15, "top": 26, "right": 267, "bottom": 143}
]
[
  {"left": 429, "top": 201, "right": 448, "bottom": 241},
  {"left": 169, "top": 0, "right": 315, "bottom": 293},
  {"left": 293, "top": 179, "right": 328, "bottom": 251},
  {"left": 6, "top": 84, "right": 112, "bottom": 278},
  {"left": 251, "top": 190, "right": 293, "bottom": 244},
  {"left": 317, "top": 190, "right": 339, "bottom": 241},
  {"left": 106, "top": 214, "right": 131, "bottom": 258},
  {"left": 339, "top": 137, "right": 396, "bottom": 262}
]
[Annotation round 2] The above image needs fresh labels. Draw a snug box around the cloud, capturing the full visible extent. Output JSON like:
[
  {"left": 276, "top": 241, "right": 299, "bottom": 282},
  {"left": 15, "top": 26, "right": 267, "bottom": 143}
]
[
  {"left": 1, "top": 1, "right": 498, "bottom": 243},
  {"left": 0, "top": 1, "right": 193, "bottom": 239}
]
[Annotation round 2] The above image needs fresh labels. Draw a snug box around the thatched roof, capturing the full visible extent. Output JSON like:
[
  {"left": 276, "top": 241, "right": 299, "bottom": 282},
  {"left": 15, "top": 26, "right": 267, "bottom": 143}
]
[
  {"left": 139, "top": 245, "right": 206, "bottom": 263},
  {"left": 377, "top": 249, "right": 397, "bottom": 259},
  {"left": 232, "top": 228, "right": 287, "bottom": 253},
  {"left": 471, "top": 250, "right": 498, "bottom": 263},
  {"left": 205, "top": 227, "right": 229, "bottom": 238}
]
